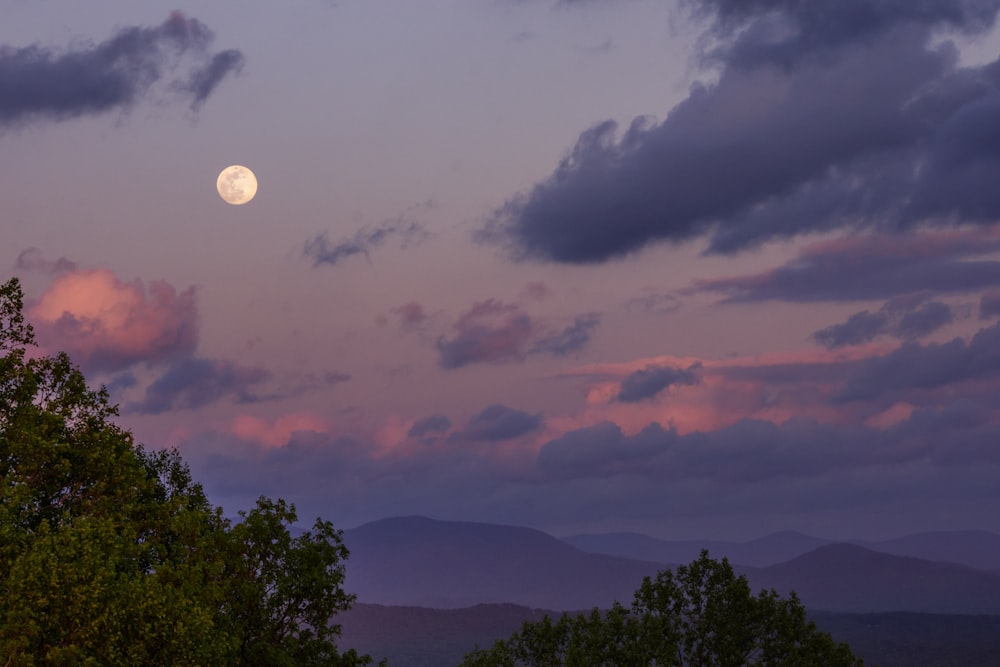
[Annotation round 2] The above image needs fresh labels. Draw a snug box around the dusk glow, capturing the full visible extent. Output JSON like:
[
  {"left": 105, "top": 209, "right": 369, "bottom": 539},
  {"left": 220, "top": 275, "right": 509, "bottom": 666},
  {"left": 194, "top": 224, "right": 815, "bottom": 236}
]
[{"left": 6, "top": 0, "right": 1000, "bottom": 543}]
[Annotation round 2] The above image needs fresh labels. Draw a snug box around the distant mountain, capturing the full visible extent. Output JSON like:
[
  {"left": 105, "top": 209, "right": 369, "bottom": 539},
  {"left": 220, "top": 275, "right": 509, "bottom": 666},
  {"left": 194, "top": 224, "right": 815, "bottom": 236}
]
[
  {"left": 563, "top": 530, "right": 829, "bottom": 567},
  {"left": 342, "top": 516, "right": 666, "bottom": 609},
  {"left": 749, "top": 543, "right": 1000, "bottom": 614},
  {"left": 564, "top": 529, "right": 1000, "bottom": 570},
  {"left": 854, "top": 530, "right": 1000, "bottom": 571},
  {"left": 336, "top": 603, "right": 1000, "bottom": 667},
  {"left": 342, "top": 517, "right": 1000, "bottom": 615}
]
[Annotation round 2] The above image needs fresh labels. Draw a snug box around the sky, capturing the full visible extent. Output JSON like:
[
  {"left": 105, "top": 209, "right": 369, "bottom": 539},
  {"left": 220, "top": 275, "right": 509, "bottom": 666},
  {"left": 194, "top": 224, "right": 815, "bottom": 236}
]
[{"left": 4, "top": 0, "right": 1000, "bottom": 542}]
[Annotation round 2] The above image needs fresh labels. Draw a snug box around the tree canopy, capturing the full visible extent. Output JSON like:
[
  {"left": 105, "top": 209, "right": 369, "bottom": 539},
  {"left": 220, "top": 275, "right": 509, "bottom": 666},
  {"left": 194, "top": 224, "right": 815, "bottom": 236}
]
[
  {"left": 0, "top": 277, "right": 374, "bottom": 665},
  {"left": 461, "top": 550, "right": 863, "bottom": 667}
]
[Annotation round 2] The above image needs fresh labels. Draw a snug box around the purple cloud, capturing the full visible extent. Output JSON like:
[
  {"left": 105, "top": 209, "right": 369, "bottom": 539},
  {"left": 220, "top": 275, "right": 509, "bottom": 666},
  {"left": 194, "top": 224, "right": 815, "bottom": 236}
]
[
  {"left": 436, "top": 300, "right": 533, "bottom": 369},
  {"left": 128, "top": 357, "right": 271, "bottom": 414},
  {"left": 617, "top": 363, "right": 701, "bottom": 402},
  {"left": 408, "top": 414, "right": 452, "bottom": 439},
  {"left": 0, "top": 12, "right": 243, "bottom": 128},
  {"left": 454, "top": 404, "right": 544, "bottom": 442},
  {"left": 482, "top": 0, "right": 1000, "bottom": 261},
  {"left": 814, "top": 297, "right": 954, "bottom": 348},
  {"left": 697, "top": 231, "right": 1000, "bottom": 303},
  {"left": 530, "top": 313, "right": 601, "bottom": 357},
  {"left": 836, "top": 321, "right": 1000, "bottom": 403}
]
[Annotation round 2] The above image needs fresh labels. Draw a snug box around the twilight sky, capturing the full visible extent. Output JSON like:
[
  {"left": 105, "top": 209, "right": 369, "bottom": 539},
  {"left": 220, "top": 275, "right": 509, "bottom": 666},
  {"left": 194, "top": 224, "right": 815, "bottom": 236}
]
[{"left": 5, "top": 0, "right": 1000, "bottom": 541}]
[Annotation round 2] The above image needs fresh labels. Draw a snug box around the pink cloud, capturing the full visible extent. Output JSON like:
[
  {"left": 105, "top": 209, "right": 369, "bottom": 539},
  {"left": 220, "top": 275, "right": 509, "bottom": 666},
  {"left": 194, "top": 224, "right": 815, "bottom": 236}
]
[
  {"left": 29, "top": 268, "right": 198, "bottom": 372},
  {"left": 436, "top": 299, "right": 533, "bottom": 368},
  {"left": 231, "top": 413, "right": 332, "bottom": 448}
]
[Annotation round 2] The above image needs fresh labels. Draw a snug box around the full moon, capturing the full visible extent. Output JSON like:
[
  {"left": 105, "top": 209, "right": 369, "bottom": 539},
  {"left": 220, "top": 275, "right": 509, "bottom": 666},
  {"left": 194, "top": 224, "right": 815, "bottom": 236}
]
[{"left": 216, "top": 165, "right": 258, "bottom": 205}]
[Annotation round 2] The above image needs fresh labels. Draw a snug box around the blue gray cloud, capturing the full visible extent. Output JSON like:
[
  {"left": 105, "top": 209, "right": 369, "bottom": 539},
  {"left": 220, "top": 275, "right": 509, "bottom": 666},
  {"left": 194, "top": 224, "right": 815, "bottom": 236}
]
[
  {"left": 483, "top": 0, "right": 1000, "bottom": 262},
  {"left": 617, "top": 363, "right": 701, "bottom": 402},
  {"left": 0, "top": 12, "right": 243, "bottom": 128}
]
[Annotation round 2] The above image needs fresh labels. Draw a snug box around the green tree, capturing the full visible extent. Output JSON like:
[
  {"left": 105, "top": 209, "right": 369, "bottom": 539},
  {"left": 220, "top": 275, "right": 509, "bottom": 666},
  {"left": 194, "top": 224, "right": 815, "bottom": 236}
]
[
  {"left": 0, "top": 278, "right": 373, "bottom": 666},
  {"left": 461, "top": 551, "right": 862, "bottom": 667}
]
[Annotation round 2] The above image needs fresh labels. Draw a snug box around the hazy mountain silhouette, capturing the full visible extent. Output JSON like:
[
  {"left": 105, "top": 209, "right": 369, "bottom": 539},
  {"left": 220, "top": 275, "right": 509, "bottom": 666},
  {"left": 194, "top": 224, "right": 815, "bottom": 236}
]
[
  {"left": 853, "top": 530, "right": 1000, "bottom": 571},
  {"left": 342, "top": 516, "right": 666, "bottom": 609},
  {"left": 342, "top": 517, "right": 1000, "bottom": 614},
  {"left": 749, "top": 543, "right": 1000, "bottom": 614},
  {"left": 564, "top": 528, "right": 1000, "bottom": 570},
  {"left": 563, "top": 530, "right": 828, "bottom": 567}
]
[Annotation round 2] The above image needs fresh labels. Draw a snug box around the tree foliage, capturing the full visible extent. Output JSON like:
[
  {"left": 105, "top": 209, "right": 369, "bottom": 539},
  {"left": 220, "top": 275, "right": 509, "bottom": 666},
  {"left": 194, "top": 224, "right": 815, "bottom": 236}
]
[
  {"left": 0, "top": 278, "right": 373, "bottom": 666},
  {"left": 461, "top": 550, "right": 863, "bottom": 667}
]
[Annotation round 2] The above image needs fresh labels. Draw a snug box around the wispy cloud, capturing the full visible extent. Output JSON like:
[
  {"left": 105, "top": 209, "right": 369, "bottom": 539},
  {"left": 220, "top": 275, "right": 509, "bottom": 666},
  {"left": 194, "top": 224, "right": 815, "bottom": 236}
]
[{"left": 304, "top": 204, "right": 432, "bottom": 268}]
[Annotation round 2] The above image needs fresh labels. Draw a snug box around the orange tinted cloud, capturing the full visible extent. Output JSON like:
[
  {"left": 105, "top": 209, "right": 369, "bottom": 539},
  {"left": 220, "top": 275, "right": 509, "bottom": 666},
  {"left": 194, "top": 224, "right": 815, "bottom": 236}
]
[{"left": 30, "top": 268, "right": 197, "bottom": 372}]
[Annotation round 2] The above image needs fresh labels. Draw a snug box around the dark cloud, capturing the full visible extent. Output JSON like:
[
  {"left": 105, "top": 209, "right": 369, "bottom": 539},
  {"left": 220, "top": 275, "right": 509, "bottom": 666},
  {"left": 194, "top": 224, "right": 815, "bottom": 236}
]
[
  {"left": 0, "top": 12, "right": 243, "bottom": 128},
  {"left": 434, "top": 300, "right": 600, "bottom": 369},
  {"left": 813, "top": 297, "right": 954, "bottom": 348},
  {"left": 617, "top": 363, "right": 700, "bottom": 402},
  {"left": 836, "top": 321, "right": 1000, "bottom": 403},
  {"left": 697, "top": 230, "right": 1000, "bottom": 303},
  {"left": 980, "top": 290, "right": 1000, "bottom": 319},
  {"left": 304, "top": 204, "right": 431, "bottom": 268},
  {"left": 128, "top": 357, "right": 271, "bottom": 414},
  {"left": 530, "top": 313, "right": 601, "bottom": 357},
  {"left": 482, "top": 0, "right": 1000, "bottom": 262},
  {"left": 695, "top": 0, "right": 999, "bottom": 67},
  {"left": 182, "top": 49, "right": 245, "bottom": 108},
  {"left": 436, "top": 300, "right": 533, "bottom": 369},
  {"left": 894, "top": 300, "right": 954, "bottom": 339},
  {"left": 15, "top": 248, "right": 77, "bottom": 275},
  {"left": 455, "top": 404, "right": 543, "bottom": 442},
  {"left": 407, "top": 414, "right": 452, "bottom": 439},
  {"left": 813, "top": 310, "right": 889, "bottom": 348}
]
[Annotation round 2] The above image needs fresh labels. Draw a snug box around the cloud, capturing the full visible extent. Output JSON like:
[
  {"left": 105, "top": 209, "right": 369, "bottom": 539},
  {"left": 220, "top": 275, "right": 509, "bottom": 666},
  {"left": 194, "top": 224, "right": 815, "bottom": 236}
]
[
  {"left": 836, "top": 321, "right": 1000, "bottom": 403},
  {"left": 0, "top": 12, "right": 243, "bottom": 129},
  {"left": 813, "top": 296, "right": 954, "bottom": 348},
  {"left": 435, "top": 299, "right": 533, "bottom": 369},
  {"left": 407, "top": 414, "right": 452, "bottom": 439},
  {"left": 537, "top": 399, "right": 1000, "bottom": 484},
  {"left": 29, "top": 268, "right": 198, "bottom": 373},
  {"left": 980, "top": 290, "right": 1000, "bottom": 319},
  {"left": 530, "top": 313, "right": 601, "bottom": 357},
  {"left": 390, "top": 301, "right": 427, "bottom": 330},
  {"left": 127, "top": 357, "right": 271, "bottom": 414},
  {"left": 481, "top": 0, "right": 1000, "bottom": 262},
  {"left": 894, "top": 300, "right": 954, "bottom": 339},
  {"left": 696, "top": 229, "right": 1000, "bottom": 303},
  {"left": 813, "top": 310, "right": 890, "bottom": 349},
  {"left": 626, "top": 292, "right": 681, "bottom": 315},
  {"left": 304, "top": 207, "right": 430, "bottom": 268},
  {"left": 454, "top": 404, "right": 544, "bottom": 442},
  {"left": 617, "top": 363, "right": 701, "bottom": 402},
  {"left": 433, "top": 299, "right": 600, "bottom": 369},
  {"left": 15, "top": 247, "right": 77, "bottom": 275},
  {"left": 182, "top": 49, "right": 245, "bottom": 108}
]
